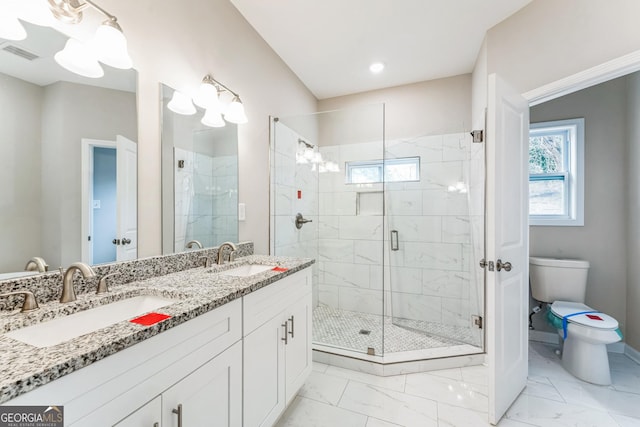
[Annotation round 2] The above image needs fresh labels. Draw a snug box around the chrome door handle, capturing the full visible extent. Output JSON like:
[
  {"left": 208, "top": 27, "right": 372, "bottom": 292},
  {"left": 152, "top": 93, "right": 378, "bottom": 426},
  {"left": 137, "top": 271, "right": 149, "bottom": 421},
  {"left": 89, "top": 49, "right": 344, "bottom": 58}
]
[
  {"left": 295, "top": 213, "right": 312, "bottom": 229},
  {"left": 496, "top": 259, "right": 512, "bottom": 272},
  {"left": 390, "top": 230, "right": 399, "bottom": 251},
  {"left": 172, "top": 403, "right": 183, "bottom": 427},
  {"left": 121, "top": 238, "right": 131, "bottom": 245},
  {"left": 153, "top": 423, "right": 159, "bottom": 427},
  {"left": 281, "top": 322, "right": 289, "bottom": 344}
]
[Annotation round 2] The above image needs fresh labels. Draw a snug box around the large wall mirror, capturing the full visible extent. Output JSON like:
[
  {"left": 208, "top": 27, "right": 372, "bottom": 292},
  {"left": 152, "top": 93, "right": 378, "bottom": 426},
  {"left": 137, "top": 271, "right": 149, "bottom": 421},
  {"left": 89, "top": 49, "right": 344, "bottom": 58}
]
[
  {"left": 161, "top": 84, "right": 239, "bottom": 254},
  {"left": 0, "top": 21, "right": 138, "bottom": 279}
]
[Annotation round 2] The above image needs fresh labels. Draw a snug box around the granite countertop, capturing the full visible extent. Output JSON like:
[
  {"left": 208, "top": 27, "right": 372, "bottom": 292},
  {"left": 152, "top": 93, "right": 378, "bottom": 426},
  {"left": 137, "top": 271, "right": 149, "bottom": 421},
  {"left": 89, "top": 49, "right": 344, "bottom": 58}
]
[{"left": 0, "top": 255, "right": 314, "bottom": 404}]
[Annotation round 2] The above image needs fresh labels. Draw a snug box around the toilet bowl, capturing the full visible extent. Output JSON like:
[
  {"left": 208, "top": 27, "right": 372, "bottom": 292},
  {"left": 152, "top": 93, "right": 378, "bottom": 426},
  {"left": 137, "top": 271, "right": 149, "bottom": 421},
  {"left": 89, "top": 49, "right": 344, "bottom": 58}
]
[
  {"left": 529, "top": 257, "right": 623, "bottom": 385},
  {"left": 547, "top": 301, "right": 623, "bottom": 384}
]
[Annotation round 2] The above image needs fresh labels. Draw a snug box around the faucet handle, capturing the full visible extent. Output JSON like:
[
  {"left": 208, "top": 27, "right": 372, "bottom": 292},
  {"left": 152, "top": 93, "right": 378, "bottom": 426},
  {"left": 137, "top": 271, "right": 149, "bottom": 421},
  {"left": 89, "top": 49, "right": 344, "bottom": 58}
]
[
  {"left": 199, "top": 256, "right": 211, "bottom": 268},
  {"left": 97, "top": 273, "right": 118, "bottom": 294},
  {"left": 0, "top": 291, "right": 39, "bottom": 313}
]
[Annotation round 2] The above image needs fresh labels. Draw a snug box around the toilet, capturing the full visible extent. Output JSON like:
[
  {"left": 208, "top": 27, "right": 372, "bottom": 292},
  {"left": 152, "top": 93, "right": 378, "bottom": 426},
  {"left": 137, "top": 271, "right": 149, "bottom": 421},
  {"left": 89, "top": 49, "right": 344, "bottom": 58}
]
[{"left": 529, "top": 256, "right": 623, "bottom": 385}]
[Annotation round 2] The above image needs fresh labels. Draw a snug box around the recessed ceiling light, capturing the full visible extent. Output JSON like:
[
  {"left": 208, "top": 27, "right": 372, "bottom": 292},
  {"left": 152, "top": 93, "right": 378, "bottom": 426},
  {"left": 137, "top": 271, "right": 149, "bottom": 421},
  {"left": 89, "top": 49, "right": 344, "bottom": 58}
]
[{"left": 369, "top": 62, "right": 385, "bottom": 74}]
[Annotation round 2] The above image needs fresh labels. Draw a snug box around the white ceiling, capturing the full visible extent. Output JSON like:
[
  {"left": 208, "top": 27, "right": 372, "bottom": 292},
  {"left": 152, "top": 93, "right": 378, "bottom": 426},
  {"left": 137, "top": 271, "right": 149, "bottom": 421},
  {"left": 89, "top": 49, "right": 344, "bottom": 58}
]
[{"left": 230, "top": 0, "right": 532, "bottom": 99}]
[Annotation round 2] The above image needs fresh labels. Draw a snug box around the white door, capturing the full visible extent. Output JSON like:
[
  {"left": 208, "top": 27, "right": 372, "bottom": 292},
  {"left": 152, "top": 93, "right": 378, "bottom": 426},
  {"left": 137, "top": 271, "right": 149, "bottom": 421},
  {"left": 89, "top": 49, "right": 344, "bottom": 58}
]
[
  {"left": 486, "top": 73, "right": 529, "bottom": 424},
  {"left": 116, "top": 135, "right": 137, "bottom": 261}
]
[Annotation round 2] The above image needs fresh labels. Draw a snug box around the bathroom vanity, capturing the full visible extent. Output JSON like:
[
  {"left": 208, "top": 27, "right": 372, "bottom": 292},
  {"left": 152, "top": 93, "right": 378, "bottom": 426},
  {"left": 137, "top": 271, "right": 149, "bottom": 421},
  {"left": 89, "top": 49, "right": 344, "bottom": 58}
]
[{"left": 0, "top": 253, "right": 313, "bottom": 427}]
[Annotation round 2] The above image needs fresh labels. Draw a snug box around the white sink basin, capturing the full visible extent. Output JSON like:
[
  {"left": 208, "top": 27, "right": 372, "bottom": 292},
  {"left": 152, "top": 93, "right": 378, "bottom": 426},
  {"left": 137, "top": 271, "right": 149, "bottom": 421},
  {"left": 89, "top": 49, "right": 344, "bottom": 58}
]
[
  {"left": 5, "top": 295, "right": 175, "bottom": 348},
  {"left": 221, "top": 264, "right": 275, "bottom": 277}
]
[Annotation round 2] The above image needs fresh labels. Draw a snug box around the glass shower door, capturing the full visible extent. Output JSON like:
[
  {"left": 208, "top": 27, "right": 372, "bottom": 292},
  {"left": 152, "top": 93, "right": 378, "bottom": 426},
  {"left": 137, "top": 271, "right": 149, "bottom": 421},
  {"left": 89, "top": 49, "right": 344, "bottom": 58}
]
[{"left": 385, "top": 131, "right": 484, "bottom": 353}]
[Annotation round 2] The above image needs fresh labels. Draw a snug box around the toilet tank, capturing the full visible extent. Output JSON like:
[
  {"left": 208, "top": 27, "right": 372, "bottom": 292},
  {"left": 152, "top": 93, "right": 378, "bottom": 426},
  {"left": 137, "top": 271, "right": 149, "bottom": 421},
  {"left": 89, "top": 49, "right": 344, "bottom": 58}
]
[{"left": 529, "top": 257, "right": 590, "bottom": 303}]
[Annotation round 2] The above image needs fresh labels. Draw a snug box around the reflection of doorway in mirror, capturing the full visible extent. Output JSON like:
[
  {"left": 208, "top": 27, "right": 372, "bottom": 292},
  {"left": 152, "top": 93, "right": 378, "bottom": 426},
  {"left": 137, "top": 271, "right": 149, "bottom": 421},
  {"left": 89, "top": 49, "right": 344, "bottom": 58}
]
[{"left": 81, "top": 137, "right": 137, "bottom": 264}]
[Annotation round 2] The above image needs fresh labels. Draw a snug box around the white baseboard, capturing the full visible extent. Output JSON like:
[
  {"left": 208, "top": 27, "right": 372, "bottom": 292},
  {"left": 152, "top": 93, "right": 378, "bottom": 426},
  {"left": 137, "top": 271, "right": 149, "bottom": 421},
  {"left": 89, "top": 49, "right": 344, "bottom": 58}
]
[{"left": 625, "top": 343, "right": 640, "bottom": 364}]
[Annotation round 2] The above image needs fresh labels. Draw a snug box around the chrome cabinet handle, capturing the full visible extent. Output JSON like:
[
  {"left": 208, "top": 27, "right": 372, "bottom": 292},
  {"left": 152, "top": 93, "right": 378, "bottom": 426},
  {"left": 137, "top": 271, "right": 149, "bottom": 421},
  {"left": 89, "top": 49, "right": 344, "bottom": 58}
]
[
  {"left": 295, "top": 213, "right": 312, "bottom": 229},
  {"left": 281, "top": 322, "right": 289, "bottom": 345},
  {"left": 496, "top": 259, "right": 512, "bottom": 272},
  {"left": 288, "top": 315, "right": 294, "bottom": 338},
  {"left": 172, "top": 403, "right": 183, "bottom": 427},
  {"left": 391, "top": 230, "right": 399, "bottom": 251}
]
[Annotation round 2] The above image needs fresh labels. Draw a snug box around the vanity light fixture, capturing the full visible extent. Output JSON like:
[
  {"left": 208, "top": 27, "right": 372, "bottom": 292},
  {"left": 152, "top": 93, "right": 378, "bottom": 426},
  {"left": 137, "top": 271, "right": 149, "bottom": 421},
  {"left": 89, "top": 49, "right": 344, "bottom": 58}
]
[
  {"left": 18, "top": 0, "right": 133, "bottom": 77},
  {"left": 169, "top": 74, "right": 248, "bottom": 127}
]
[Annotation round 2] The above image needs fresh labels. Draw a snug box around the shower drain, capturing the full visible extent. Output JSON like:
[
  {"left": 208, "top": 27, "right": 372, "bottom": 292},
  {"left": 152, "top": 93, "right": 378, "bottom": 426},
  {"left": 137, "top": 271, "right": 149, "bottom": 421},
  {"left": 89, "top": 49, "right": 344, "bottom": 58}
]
[{"left": 359, "top": 329, "right": 371, "bottom": 335}]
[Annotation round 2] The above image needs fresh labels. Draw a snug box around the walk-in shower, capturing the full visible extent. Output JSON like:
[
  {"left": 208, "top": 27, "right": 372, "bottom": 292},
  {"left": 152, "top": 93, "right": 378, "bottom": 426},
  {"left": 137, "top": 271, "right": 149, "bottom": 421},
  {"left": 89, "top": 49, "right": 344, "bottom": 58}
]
[{"left": 270, "top": 104, "right": 485, "bottom": 367}]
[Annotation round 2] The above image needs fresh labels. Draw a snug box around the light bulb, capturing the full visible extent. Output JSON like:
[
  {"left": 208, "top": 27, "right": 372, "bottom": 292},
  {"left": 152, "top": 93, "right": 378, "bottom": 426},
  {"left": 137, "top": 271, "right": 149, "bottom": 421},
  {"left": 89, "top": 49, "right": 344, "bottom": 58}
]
[
  {"left": 193, "top": 77, "right": 220, "bottom": 109},
  {"left": 201, "top": 109, "right": 225, "bottom": 128},
  {"left": 90, "top": 19, "right": 132, "bottom": 69},
  {"left": 224, "top": 95, "right": 248, "bottom": 124},
  {"left": 16, "top": 0, "right": 55, "bottom": 27},
  {"left": 167, "top": 91, "right": 196, "bottom": 115},
  {"left": 54, "top": 38, "right": 104, "bottom": 78}
]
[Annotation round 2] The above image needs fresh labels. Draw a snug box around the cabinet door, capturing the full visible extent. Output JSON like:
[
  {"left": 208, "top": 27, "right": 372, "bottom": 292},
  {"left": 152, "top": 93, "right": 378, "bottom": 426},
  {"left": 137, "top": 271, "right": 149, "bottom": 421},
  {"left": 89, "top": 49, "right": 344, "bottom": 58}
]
[
  {"left": 114, "top": 396, "right": 161, "bottom": 427},
  {"left": 284, "top": 292, "right": 312, "bottom": 404},
  {"left": 243, "top": 314, "right": 285, "bottom": 427},
  {"left": 162, "top": 341, "right": 242, "bottom": 427}
]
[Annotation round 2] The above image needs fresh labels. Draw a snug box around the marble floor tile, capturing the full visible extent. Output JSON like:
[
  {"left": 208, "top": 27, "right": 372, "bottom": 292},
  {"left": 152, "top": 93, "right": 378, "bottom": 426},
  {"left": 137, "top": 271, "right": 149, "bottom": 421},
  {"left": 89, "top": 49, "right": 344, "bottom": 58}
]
[
  {"left": 364, "top": 418, "right": 403, "bottom": 427},
  {"left": 404, "top": 371, "right": 488, "bottom": 412},
  {"left": 338, "top": 381, "right": 438, "bottom": 427},
  {"left": 522, "top": 375, "right": 565, "bottom": 403},
  {"left": 610, "top": 412, "right": 640, "bottom": 427},
  {"left": 610, "top": 368, "right": 640, "bottom": 394},
  {"left": 505, "top": 394, "right": 621, "bottom": 427},
  {"left": 275, "top": 396, "right": 367, "bottom": 427},
  {"left": 312, "top": 361, "right": 329, "bottom": 373},
  {"left": 324, "top": 365, "right": 407, "bottom": 392},
  {"left": 298, "top": 371, "right": 349, "bottom": 406},
  {"left": 459, "top": 364, "right": 488, "bottom": 386}
]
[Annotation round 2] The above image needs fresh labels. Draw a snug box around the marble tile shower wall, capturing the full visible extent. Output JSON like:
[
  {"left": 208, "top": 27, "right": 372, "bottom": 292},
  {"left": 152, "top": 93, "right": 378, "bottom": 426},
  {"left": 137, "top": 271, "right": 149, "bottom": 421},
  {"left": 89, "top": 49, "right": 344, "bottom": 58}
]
[
  {"left": 272, "top": 122, "right": 320, "bottom": 305},
  {"left": 174, "top": 147, "right": 237, "bottom": 250},
  {"left": 0, "top": 242, "right": 254, "bottom": 313},
  {"left": 318, "top": 133, "right": 485, "bottom": 328}
]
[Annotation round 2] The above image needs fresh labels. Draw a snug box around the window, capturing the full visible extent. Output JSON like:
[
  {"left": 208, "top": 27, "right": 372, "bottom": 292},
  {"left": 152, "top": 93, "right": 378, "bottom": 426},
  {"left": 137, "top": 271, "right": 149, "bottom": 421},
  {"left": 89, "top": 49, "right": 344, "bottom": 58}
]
[
  {"left": 345, "top": 157, "right": 420, "bottom": 184},
  {"left": 529, "top": 118, "right": 584, "bottom": 226}
]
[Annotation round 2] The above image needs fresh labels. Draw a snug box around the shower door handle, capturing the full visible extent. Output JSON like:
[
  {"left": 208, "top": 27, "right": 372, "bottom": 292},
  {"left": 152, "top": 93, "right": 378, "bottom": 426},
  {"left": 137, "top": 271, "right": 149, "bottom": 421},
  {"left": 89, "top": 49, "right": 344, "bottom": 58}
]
[{"left": 390, "top": 230, "right": 399, "bottom": 251}]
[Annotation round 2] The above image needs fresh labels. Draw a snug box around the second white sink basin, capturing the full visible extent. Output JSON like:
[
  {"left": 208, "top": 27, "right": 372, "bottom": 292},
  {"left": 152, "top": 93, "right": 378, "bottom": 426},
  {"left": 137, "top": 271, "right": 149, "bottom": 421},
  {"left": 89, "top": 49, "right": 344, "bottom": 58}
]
[
  {"left": 221, "top": 264, "right": 275, "bottom": 277},
  {"left": 5, "top": 295, "right": 175, "bottom": 348}
]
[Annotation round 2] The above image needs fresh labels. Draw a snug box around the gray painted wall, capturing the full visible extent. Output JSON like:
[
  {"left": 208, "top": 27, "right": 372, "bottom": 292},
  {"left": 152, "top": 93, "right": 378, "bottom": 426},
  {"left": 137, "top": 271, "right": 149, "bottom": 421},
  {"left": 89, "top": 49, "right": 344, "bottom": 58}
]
[
  {"left": 0, "top": 73, "right": 43, "bottom": 273},
  {"left": 529, "top": 76, "right": 628, "bottom": 335}
]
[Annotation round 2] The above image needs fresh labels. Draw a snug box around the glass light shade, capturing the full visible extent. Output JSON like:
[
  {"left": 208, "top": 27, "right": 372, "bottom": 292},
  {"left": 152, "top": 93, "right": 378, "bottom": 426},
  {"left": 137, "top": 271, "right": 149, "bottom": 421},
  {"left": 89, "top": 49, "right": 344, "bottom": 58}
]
[
  {"left": 16, "top": 0, "right": 55, "bottom": 27},
  {"left": 224, "top": 96, "right": 248, "bottom": 124},
  {"left": 201, "top": 109, "right": 226, "bottom": 128},
  {"left": 193, "top": 81, "right": 220, "bottom": 110},
  {"left": 54, "top": 38, "right": 104, "bottom": 78},
  {"left": 167, "top": 91, "right": 196, "bottom": 115},
  {"left": 91, "top": 21, "right": 132, "bottom": 69},
  {"left": 0, "top": 13, "right": 27, "bottom": 41}
]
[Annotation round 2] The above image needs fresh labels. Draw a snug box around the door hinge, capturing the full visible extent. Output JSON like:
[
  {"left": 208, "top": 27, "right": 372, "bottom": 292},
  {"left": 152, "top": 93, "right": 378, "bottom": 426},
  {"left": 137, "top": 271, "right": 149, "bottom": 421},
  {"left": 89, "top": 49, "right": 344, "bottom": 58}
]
[
  {"left": 470, "top": 129, "right": 484, "bottom": 143},
  {"left": 472, "top": 315, "right": 483, "bottom": 329}
]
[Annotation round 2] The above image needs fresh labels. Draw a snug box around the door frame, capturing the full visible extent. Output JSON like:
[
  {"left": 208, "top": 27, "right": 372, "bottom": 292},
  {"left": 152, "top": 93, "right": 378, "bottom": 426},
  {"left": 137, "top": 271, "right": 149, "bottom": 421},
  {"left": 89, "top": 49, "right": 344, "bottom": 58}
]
[
  {"left": 485, "top": 48, "right": 640, "bottom": 424},
  {"left": 81, "top": 138, "right": 116, "bottom": 264}
]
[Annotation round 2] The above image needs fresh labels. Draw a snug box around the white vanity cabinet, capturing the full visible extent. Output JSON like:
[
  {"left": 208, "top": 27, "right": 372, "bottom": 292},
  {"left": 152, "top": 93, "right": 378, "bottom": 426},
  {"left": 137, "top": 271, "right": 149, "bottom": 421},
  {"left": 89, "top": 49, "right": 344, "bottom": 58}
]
[
  {"left": 243, "top": 269, "right": 312, "bottom": 427},
  {"left": 113, "top": 396, "right": 161, "bottom": 427}
]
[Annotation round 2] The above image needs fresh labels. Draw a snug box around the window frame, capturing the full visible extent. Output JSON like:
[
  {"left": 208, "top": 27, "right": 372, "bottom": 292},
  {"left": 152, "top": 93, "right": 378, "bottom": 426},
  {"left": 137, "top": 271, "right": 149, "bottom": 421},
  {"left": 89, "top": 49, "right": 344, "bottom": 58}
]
[
  {"left": 345, "top": 157, "right": 420, "bottom": 184},
  {"left": 529, "top": 118, "right": 584, "bottom": 226}
]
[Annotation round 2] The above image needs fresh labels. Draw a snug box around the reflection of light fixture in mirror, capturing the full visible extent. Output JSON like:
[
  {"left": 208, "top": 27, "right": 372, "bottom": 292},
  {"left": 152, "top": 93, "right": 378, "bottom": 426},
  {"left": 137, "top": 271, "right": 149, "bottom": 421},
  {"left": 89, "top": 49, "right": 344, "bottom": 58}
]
[
  {"left": 31, "top": 0, "right": 134, "bottom": 76},
  {"left": 54, "top": 38, "right": 104, "bottom": 78},
  {"left": 167, "top": 91, "right": 196, "bottom": 115},
  {"left": 0, "top": 4, "right": 27, "bottom": 40},
  {"left": 201, "top": 109, "right": 225, "bottom": 128}
]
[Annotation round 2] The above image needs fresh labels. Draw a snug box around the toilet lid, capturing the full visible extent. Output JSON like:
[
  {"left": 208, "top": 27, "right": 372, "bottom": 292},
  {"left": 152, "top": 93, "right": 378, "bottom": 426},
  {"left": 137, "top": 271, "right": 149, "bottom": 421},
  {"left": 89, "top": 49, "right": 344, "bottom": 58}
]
[{"left": 550, "top": 301, "right": 619, "bottom": 329}]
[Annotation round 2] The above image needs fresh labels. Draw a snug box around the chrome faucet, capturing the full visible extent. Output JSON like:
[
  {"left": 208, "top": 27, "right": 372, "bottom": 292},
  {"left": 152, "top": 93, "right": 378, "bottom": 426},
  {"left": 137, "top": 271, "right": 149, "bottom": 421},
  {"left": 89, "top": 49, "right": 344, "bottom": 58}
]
[
  {"left": 60, "top": 262, "right": 96, "bottom": 303},
  {"left": 24, "top": 257, "right": 48, "bottom": 273},
  {"left": 0, "top": 291, "right": 39, "bottom": 312},
  {"left": 216, "top": 242, "right": 237, "bottom": 265},
  {"left": 185, "top": 240, "right": 203, "bottom": 249}
]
